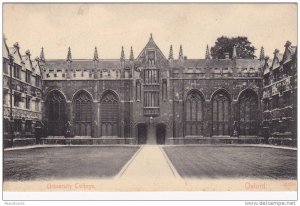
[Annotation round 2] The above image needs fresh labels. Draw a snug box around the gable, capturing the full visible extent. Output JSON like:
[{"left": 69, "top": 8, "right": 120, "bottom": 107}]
[
  {"left": 3, "top": 38, "right": 9, "bottom": 59},
  {"left": 136, "top": 35, "right": 168, "bottom": 66}
]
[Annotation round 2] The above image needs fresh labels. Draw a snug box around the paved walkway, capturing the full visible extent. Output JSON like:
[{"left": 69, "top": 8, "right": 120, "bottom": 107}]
[
  {"left": 3, "top": 144, "right": 297, "bottom": 193},
  {"left": 115, "top": 145, "right": 182, "bottom": 190},
  {"left": 118, "top": 145, "right": 180, "bottom": 179}
]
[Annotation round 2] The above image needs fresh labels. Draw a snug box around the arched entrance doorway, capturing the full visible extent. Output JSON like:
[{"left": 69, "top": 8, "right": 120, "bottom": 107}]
[
  {"left": 156, "top": 124, "right": 166, "bottom": 145},
  {"left": 137, "top": 124, "right": 147, "bottom": 144}
]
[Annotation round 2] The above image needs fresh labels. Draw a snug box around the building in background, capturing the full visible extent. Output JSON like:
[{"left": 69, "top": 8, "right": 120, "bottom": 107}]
[
  {"left": 38, "top": 34, "right": 265, "bottom": 145},
  {"left": 2, "top": 35, "right": 297, "bottom": 146},
  {"left": 3, "top": 38, "right": 43, "bottom": 147},
  {"left": 262, "top": 41, "right": 297, "bottom": 145}
]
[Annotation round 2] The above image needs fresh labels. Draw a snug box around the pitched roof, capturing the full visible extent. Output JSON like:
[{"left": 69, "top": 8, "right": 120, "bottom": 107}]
[
  {"left": 8, "top": 44, "right": 23, "bottom": 66},
  {"left": 22, "top": 53, "right": 33, "bottom": 71},
  {"left": 32, "top": 59, "right": 41, "bottom": 76},
  {"left": 282, "top": 45, "right": 297, "bottom": 64},
  {"left": 235, "top": 59, "right": 261, "bottom": 69},
  {"left": 3, "top": 38, "right": 9, "bottom": 59},
  {"left": 272, "top": 52, "right": 283, "bottom": 69},
  {"left": 263, "top": 58, "right": 273, "bottom": 75},
  {"left": 173, "top": 59, "right": 207, "bottom": 68},
  {"left": 45, "top": 59, "right": 129, "bottom": 71},
  {"left": 172, "top": 58, "right": 260, "bottom": 70},
  {"left": 136, "top": 34, "right": 167, "bottom": 61}
]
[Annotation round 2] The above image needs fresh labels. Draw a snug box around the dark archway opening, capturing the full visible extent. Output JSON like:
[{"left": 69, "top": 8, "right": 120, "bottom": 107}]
[
  {"left": 137, "top": 124, "right": 147, "bottom": 144},
  {"left": 156, "top": 124, "right": 166, "bottom": 145}
]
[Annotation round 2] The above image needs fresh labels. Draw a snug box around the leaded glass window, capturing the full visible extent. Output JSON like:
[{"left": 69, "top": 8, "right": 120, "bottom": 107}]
[
  {"left": 101, "top": 92, "right": 119, "bottom": 136},
  {"left": 185, "top": 91, "right": 204, "bottom": 136},
  {"left": 212, "top": 91, "right": 230, "bottom": 136},
  {"left": 239, "top": 90, "right": 258, "bottom": 136},
  {"left": 73, "top": 91, "right": 92, "bottom": 136},
  {"left": 46, "top": 91, "right": 66, "bottom": 136}
]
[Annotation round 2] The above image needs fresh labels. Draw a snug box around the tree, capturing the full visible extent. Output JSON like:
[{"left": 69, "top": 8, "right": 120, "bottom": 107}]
[{"left": 210, "top": 36, "right": 256, "bottom": 59}]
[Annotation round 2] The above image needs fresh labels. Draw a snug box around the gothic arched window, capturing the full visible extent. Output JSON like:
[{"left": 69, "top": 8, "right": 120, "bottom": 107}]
[
  {"left": 73, "top": 91, "right": 92, "bottom": 136},
  {"left": 212, "top": 91, "right": 231, "bottom": 136},
  {"left": 46, "top": 91, "right": 66, "bottom": 136},
  {"left": 185, "top": 91, "right": 204, "bottom": 136},
  {"left": 238, "top": 90, "right": 258, "bottom": 136},
  {"left": 101, "top": 92, "right": 119, "bottom": 136}
]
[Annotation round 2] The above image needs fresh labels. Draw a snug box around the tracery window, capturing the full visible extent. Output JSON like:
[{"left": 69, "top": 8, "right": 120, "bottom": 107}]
[
  {"left": 101, "top": 92, "right": 119, "bottom": 136},
  {"left": 73, "top": 91, "right": 92, "bottom": 136},
  {"left": 212, "top": 91, "right": 230, "bottom": 136},
  {"left": 46, "top": 91, "right": 66, "bottom": 136},
  {"left": 185, "top": 91, "right": 204, "bottom": 136},
  {"left": 239, "top": 90, "right": 258, "bottom": 136}
]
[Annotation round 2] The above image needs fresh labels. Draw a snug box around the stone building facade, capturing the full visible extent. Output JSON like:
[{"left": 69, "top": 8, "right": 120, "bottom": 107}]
[
  {"left": 3, "top": 35, "right": 297, "bottom": 145},
  {"left": 262, "top": 41, "right": 297, "bottom": 145},
  {"left": 3, "top": 39, "right": 43, "bottom": 146}
]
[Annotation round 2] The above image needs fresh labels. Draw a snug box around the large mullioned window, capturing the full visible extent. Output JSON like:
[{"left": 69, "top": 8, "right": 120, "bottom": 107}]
[
  {"left": 212, "top": 91, "right": 230, "bottom": 136},
  {"left": 100, "top": 92, "right": 119, "bottom": 136},
  {"left": 73, "top": 91, "right": 92, "bottom": 136},
  {"left": 46, "top": 91, "right": 66, "bottom": 136},
  {"left": 185, "top": 91, "right": 204, "bottom": 136},
  {"left": 238, "top": 90, "right": 258, "bottom": 136}
]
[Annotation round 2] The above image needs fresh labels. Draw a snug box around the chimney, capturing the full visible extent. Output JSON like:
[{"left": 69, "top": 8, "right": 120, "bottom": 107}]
[{"left": 224, "top": 52, "right": 230, "bottom": 59}]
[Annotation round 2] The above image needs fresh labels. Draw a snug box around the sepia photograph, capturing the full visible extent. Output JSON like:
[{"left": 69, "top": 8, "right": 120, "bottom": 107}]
[{"left": 1, "top": 2, "right": 298, "bottom": 202}]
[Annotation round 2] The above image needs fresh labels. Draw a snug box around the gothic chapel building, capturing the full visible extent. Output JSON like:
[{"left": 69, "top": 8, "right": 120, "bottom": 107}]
[{"left": 3, "top": 35, "right": 297, "bottom": 145}]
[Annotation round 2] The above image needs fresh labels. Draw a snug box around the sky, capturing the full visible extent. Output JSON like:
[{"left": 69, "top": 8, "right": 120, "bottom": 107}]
[{"left": 3, "top": 3, "right": 297, "bottom": 60}]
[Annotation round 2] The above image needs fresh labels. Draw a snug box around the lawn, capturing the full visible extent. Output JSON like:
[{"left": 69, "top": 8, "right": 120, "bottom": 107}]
[
  {"left": 4, "top": 146, "right": 139, "bottom": 181},
  {"left": 163, "top": 146, "right": 297, "bottom": 179}
]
